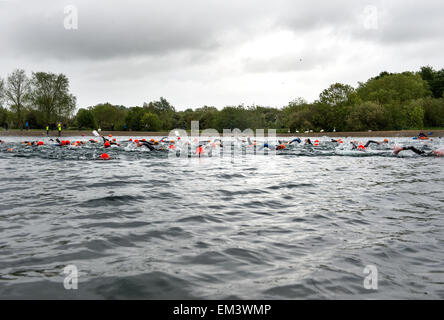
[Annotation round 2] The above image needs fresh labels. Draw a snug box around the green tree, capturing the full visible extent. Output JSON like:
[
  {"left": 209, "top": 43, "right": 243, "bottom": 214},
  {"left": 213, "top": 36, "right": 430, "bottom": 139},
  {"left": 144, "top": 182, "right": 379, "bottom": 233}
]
[
  {"left": 420, "top": 97, "right": 444, "bottom": 127},
  {"left": 90, "top": 103, "right": 127, "bottom": 130},
  {"left": 5, "top": 69, "right": 31, "bottom": 128},
  {"left": 0, "top": 77, "right": 4, "bottom": 107},
  {"left": 125, "top": 107, "right": 146, "bottom": 131},
  {"left": 357, "top": 72, "right": 431, "bottom": 105},
  {"left": 407, "top": 104, "right": 425, "bottom": 129},
  {"left": 76, "top": 108, "right": 96, "bottom": 129},
  {"left": 419, "top": 66, "right": 444, "bottom": 99},
  {"left": 346, "top": 102, "right": 386, "bottom": 131},
  {"left": 140, "top": 112, "right": 161, "bottom": 131},
  {"left": 30, "top": 72, "right": 76, "bottom": 125},
  {"left": 319, "top": 83, "right": 356, "bottom": 106}
]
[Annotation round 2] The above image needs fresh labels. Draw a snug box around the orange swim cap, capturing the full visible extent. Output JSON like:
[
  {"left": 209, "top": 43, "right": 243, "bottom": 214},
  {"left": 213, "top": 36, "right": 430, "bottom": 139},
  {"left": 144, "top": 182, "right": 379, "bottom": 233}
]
[
  {"left": 100, "top": 153, "right": 110, "bottom": 160},
  {"left": 108, "top": 134, "right": 112, "bottom": 138}
]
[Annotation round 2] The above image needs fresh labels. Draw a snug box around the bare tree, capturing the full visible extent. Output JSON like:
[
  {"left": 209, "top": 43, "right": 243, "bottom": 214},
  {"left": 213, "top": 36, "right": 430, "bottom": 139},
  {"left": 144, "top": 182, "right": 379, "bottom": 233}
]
[{"left": 5, "top": 69, "right": 31, "bottom": 129}]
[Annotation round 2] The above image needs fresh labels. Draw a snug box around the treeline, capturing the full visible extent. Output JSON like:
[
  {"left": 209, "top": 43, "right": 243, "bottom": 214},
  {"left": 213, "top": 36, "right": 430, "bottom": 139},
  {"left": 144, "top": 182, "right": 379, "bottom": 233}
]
[
  {"left": 0, "top": 69, "right": 76, "bottom": 129},
  {"left": 2, "top": 66, "right": 444, "bottom": 132}
]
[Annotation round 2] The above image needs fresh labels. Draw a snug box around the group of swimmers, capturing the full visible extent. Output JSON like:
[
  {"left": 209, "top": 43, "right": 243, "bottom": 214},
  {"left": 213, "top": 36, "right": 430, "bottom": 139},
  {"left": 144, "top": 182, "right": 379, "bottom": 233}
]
[{"left": 1, "top": 135, "right": 443, "bottom": 158}]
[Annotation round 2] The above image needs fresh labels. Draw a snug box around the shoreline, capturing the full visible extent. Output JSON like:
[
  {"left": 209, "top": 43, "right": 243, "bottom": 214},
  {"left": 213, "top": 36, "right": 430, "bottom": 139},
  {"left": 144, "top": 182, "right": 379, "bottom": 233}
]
[{"left": 1, "top": 129, "right": 443, "bottom": 138}]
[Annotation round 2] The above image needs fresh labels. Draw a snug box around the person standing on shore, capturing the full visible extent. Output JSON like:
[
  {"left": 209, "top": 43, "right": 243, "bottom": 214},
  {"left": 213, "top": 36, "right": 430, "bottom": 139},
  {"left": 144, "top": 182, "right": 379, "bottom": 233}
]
[
  {"left": 25, "top": 121, "right": 29, "bottom": 131},
  {"left": 58, "top": 123, "right": 62, "bottom": 137},
  {"left": 46, "top": 125, "right": 49, "bottom": 136},
  {"left": 4, "top": 122, "right": 8, "bottom": 131}
]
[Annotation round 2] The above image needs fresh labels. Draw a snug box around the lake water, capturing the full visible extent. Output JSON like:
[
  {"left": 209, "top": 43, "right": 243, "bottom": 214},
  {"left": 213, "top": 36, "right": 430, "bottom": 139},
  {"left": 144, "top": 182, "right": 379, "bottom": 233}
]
[{"left": 0, "top": 136, "right": 443, "bottom": 299}]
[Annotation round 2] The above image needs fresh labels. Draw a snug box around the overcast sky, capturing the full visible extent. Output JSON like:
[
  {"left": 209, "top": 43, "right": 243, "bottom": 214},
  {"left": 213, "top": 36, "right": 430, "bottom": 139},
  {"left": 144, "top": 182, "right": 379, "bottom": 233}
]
[{"left": 1, "top": 0, "right": 443, "bottom": 110}]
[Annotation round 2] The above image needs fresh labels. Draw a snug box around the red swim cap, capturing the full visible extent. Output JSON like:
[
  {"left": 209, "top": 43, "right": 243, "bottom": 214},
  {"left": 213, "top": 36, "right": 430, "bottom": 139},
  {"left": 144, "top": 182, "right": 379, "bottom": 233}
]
[
  {"left": 66, "top": 140, "right": 70, "bottom": 145},
  {"left": 134, "top": 139, "right": 139, "bottom": 143},
  {"left": 37, "top": 141, "right": 44, "bottom": 146},
  {"left": 196, "top": 146, "right": 204, "bottom": 154},
  {"left": 129, "top": 138, "right": 133, "bottom": 142},
  {"left": 108, "top": 134, "right": 112, "bottom": 138},
  {"left": 169, "top": 145, "right": 176, "bottom": 150},
  {"left": 104, "top": 141, "right": 111, "bottom": 148},
  {"left": 100, "top": 153, "right": 110, "bottom": 160}
]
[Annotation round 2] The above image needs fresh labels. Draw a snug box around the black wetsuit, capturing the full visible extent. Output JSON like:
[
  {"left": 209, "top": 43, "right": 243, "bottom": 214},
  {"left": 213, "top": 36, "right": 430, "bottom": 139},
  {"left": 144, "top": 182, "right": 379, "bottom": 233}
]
[
  {"left": 139, "top": 141, "right": 155, "bottom": 151},
  {"left": 364, "top": 140, "right": 380, "bottom": 147},
  {"left": 290, "top": 138, "right": 302, "bottom": 144},
  {"left": 402, "top": 146, "right": 425, "bottom": 155},
  {"left": 101, "top": 136, "right": 119, "bottom": 146}
]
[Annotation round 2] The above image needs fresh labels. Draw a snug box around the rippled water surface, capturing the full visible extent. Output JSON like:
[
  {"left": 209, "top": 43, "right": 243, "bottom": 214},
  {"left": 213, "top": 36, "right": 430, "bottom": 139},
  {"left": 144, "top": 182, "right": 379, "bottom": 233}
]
[{"left": 1, "top": 136, "right": 443, "bottom": 299}]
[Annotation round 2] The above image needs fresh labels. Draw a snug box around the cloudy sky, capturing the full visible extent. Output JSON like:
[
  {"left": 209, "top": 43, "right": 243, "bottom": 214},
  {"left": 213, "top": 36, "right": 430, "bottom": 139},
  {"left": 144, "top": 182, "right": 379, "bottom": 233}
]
[{"left": 0, "top": 0, "right": 443, "bottom": 110}]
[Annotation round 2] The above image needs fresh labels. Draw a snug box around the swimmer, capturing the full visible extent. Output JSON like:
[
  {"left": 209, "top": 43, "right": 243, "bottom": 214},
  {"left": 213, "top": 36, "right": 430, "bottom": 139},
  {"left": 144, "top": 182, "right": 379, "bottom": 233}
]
[
  {"left": 364, "top": 139, "right": 389, "bottom": 147},
  {"left": 304, "top": 138, "right": 312, "bottom": 145},
  {"left": 289, "top": 138, "right": 302, "bottom": 144},
  {"left": 393, "top": 146, "right": 443, "bottom": 157},
  {"left": 350, "top": 141, "right": 366, "bottom": 151},
  {"left": 137, "top": 140, "right": 155, "bottom": 151}
]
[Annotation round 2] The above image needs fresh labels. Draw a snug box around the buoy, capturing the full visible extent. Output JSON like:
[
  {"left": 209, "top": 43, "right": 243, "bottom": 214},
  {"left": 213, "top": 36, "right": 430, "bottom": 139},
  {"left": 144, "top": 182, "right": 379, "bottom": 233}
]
[
  {"left": 104, "top": 141, "right": 111, "bottom": 148},
  {"left": 100, "top": 153, "right": 110, "bottom": 160}
]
